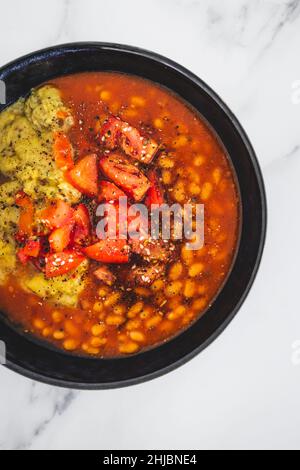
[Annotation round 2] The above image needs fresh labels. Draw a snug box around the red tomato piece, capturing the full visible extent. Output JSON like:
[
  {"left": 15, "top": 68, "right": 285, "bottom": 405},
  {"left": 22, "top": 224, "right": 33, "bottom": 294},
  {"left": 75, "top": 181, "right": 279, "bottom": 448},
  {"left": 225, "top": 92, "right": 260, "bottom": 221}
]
[
  {"left": 17, "top": 250, "right": 29, "bottom": 265},
  {"left": 100, "top": 116, "right": 158, "bottom": 164},
  {"left": 98, "top": 181, "right": 126, "bottom": 202},
  {"left": 45, "top": 250, "right": 86, "bottom": 278},
  {"left": 99, "top": 154, "right": 150, "bottom": 202},
  {"left": 49, "top": 224, "right": 74, "bottom": 253},
  {"left": 73, "top": 204, "right": 91, "bottom": 245},
  {"left": 145, "top": 170, "right": 164, "bottom": 207},
  {"left": 53, "top": 132, "right": 74, "bottom": 170},
  {"left": 17, "top": 240, "right": 41, "bottom": 265},
  {"left": 83, "top": 239, "right": 129, "bottom": 264},
  {"left": 99, "top": 116, "right": 122, "bottom": 149},
  {"left": 67, "top": 154, "right": 98, "bottom": 197},
  {"left": 15, "top": 191, "right": 35, "bottom": 237},
  {"left": 120, "top": 125, "right": 158, "bottom": 164},
  {"left": 39, "top": 200, "right": 74, "bottom": 230},
  {"left": 15, "top": 191, "right": 31, "bottom": 209}
]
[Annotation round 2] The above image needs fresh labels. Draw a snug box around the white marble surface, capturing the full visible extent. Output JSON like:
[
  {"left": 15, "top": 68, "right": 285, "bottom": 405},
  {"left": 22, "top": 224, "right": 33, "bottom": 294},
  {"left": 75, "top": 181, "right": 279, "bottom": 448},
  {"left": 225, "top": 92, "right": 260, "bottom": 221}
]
[{"left": 0, "top": 0, "right": 299, "bottom": 450}]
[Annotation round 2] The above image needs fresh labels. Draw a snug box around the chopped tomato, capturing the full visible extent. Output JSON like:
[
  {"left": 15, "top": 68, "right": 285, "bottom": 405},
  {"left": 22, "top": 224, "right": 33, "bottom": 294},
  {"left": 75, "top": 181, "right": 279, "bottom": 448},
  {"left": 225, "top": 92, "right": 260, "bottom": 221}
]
[
  {"left": 39, "top": 200, "right": 74, "bottom": 230},
  {"left": 99, "top": 116, "right": 122, "bottom": 149},
  {"left": 120, "top": 126, "right": 158, "bottom": 164},
  {"left": 24, "top": 240, "right": 41, "bottom": 257},
  {"left": 99, "top": 154, "right": 150, "bottom": 202},
  {"left": 30, "top": 237, "right": 49, "bottom": 272},
  {"left": 83, "top": 239, "right": 129, "bottom": 264},
  {"left": 100, "top": 201, "right": 122, "bottom": 239},
  {"left": 45, "top": 250, "right": 86, "bottom": 278},
  {"left": 17, "top": 240, "right": 41, "bottom": 265},
  {"left": 100, "top": 116, "right": 158, "bottom": 164},
  {"left": 49, "top": 224, "right": 74, "bottom": 253},
  {"left": 15, "top": 191, "right": 30, "bottom": 209},
  {"left": 17, "top": 250, "right": 29, "bottom": 265},
  {"left": 15, "top": 191, "right": 35, "bottom": 237},
  {"left": 98, "top": 181, "right": 126, "bottom": 202},
  {"left": 53, "top": 132, "right": 74, "bottom": 170},
  {"left": 145, "top": 171, "right": 164, "bottom": 207},
  {"left": 66, "top": 154, "right": 98, "bottom": 197},
  {"left": 73, "top": 204, "right": 91, "bottom": 245}
]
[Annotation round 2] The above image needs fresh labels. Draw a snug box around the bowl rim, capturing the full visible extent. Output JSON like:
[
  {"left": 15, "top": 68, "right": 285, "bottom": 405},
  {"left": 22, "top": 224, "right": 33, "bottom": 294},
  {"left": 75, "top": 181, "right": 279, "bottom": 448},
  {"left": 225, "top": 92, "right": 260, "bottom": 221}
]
[{"left": 0, "top": 42, "right": 267, "bottom": 389}]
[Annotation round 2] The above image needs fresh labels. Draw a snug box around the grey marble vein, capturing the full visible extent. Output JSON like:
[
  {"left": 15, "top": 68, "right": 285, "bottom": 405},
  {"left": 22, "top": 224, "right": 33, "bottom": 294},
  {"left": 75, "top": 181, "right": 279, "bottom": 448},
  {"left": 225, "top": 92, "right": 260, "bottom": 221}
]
[
  {"left": 15, "top": 390, "right": 77, "bottom": 450},
  {"left": 264, "top": 144, "right": 300, "bottom": 170},
  {"left": 257, "top": 0, "right": 300, "bottom": 57}
]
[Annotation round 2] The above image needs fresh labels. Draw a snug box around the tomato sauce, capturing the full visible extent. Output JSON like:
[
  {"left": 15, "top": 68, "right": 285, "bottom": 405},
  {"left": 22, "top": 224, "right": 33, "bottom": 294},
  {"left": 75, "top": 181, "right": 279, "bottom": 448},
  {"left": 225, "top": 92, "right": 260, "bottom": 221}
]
[{"left": 0, "top": 72, "right": 240, "bottom": 357}]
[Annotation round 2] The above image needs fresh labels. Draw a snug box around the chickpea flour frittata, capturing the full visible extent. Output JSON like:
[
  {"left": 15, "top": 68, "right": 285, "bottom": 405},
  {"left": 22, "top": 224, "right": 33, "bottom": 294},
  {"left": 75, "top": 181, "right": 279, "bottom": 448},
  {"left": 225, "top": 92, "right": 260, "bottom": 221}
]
[{"left": 0, "top": 72, "right": 239, "bottom": 356}]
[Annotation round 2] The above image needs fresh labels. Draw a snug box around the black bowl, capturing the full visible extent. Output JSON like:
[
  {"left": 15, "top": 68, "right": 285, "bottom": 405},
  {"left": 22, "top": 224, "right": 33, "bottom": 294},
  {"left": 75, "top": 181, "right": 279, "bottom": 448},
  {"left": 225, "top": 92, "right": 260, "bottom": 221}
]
[{"left": 0, "top": 43, "right": 267, "bottom": 389}]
